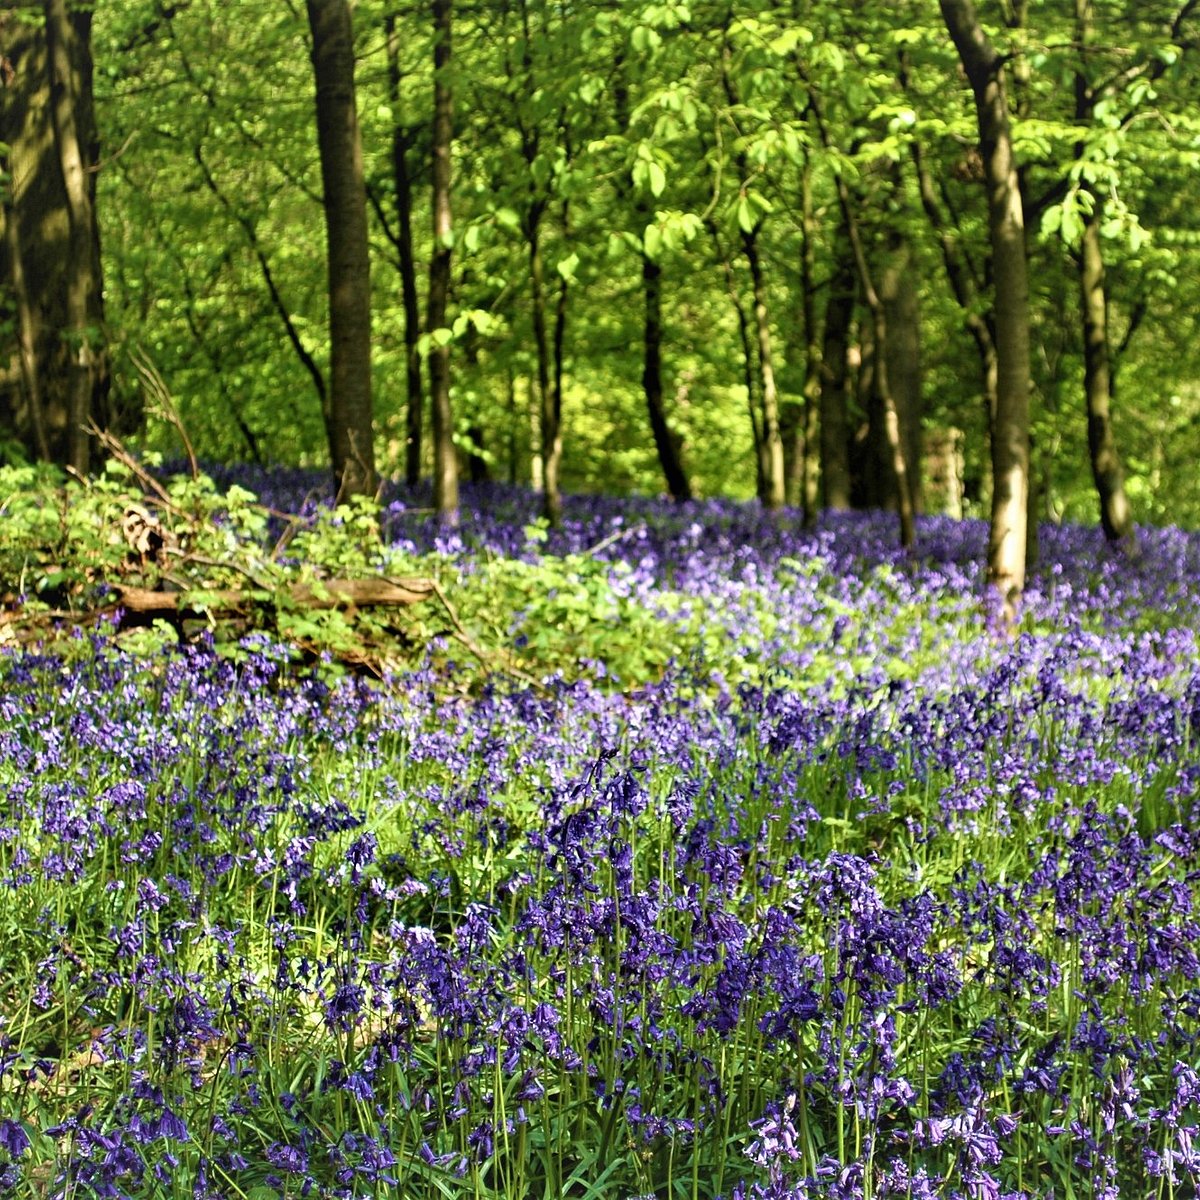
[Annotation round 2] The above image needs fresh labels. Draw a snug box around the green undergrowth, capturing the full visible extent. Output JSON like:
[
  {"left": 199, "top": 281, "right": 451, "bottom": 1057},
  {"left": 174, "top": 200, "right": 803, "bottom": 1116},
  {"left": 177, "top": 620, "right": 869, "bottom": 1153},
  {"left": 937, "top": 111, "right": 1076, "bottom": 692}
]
[
  {"left": 0, "top": 464, "right": 694, "bottom": 687},
  {"left": 0, "top": 464, "right": 962, "bottom": 694}
]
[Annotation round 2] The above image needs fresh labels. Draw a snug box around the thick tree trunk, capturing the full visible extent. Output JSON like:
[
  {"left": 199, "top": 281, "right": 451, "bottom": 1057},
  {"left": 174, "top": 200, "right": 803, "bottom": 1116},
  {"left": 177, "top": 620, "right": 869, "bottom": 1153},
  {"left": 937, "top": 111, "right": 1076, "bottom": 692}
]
[
  {"left": 306, "top": 0, "right": 376, "bottom": 500},
  {"left": 2, "top": 177, "right": 49, "bottom": 461},
  {"left": 742, "top": 230, "right": 786, "bottom": 510},
  {"left": 942, "top": 0, "right": 1032, "bottom": 621},
  {"left": 384, "top": 15, "right": 424, "bottom": 488},
  {"left": 642, "top": 256, "right": 691, "bottom": 501},
  {"left": 43, "top": 0, "right": 106, "bottom": 473},
  {"left": 428, "top": 0, "right": 458, "bottom": 520},
  {"left": 819, "top": 226, "right": 855, "bottom": 511}
]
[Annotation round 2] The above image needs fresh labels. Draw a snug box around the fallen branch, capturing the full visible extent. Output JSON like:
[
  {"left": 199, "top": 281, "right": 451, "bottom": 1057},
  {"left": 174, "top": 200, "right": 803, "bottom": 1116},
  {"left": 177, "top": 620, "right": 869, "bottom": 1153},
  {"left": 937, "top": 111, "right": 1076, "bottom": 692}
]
[{"left": 111, "top": 576, "right": 436, "bottom": 619}]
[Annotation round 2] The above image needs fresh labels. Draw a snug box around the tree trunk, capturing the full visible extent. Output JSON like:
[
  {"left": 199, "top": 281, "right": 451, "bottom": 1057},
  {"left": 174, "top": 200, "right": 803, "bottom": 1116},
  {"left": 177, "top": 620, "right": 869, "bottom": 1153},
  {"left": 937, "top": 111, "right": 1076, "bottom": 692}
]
[
  {"left": 909, "top": 130, "right": 998, "bottom": 440},
  {"left": 43, "top": 0, "right": 106, "bottom": 473},
  {"left": 1077, "top": 211, "right": 1132, "bottom": 543},
  {"left": 528, "top": 207, "right": 562, "bottom": 523},
  {"left": 879, "top": 234, "right": 923, "bottom": 512},
  {"left": 1074, "top": 0, "right": 1134, "bottom": 546},
  {"left": 428, "top": 0, "right": 458, "bottom": 520},
  {"left": 2, "top": 169, "right": 49, "bottom": 461},
  {"left": 809, "top": 88, "right": 914, "bottom": 546},
  {"left": 612, "top": 65, "right": 690, "bottom": 502},
  {"left": 384, "top": 14, "right": 424, "bottom": 489},
  {"left": 942, "top": 0, "right": 1032, "bottom": 621},
  {"left": 306, "top": 0, "right": 376, "bottom": 500},
  {"left": 713, "top": 229, "right": 765, "bottom": 499},
  {"left": 796, "top": 158, "right": 821, "bottom": 521},
  {"left": 550, "top": 201, "right": 570, "bottom": 519},
  {"left": 743, "top": 229, "right": 786, "bottom": 510},
  {"left": 642, "top": 255, "right": 691, "bottom": 501},
  {"left": 819, "top": 224, "right": 855, "bottom": 511}
]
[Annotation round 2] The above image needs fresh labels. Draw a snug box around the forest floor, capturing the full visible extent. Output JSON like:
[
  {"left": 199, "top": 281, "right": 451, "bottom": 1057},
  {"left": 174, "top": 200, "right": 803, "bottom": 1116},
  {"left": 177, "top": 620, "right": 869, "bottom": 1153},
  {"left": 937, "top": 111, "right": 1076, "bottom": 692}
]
[{"left": 2, "top": 469, "right": 1200, "bottom": 1198}]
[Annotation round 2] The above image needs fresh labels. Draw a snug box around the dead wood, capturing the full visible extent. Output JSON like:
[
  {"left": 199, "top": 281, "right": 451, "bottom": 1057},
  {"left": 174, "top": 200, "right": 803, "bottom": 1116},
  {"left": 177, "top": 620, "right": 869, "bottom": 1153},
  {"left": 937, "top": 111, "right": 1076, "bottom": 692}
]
[{"left": 110, "top": 576, "right": 436, "bottom": 619}]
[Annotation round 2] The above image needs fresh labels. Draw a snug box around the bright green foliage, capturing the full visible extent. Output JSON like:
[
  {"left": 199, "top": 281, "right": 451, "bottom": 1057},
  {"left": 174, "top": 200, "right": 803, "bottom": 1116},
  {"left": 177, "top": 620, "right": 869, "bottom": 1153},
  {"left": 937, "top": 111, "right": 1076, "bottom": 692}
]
[{"left": 55, "top": 1, "right": 1198, "bottom": 522}]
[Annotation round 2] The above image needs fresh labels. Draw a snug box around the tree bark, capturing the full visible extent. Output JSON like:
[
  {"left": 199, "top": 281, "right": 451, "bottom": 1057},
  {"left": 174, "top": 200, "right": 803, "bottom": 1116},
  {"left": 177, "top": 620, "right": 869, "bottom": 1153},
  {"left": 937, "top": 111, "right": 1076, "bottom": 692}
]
[
  {"left": 796, "top": 157, "right": 821, "bottom": 522},
  {"left": 612, "top": 65, "right": 691, "bottom": 502},
  {"left": 808, "top": 89, "right": 914, "bottom": 546},
  {"left": 941, "top": 0, "right": 1033, "bottom": 620},
  {"left": 44, "top": 0, "right": 105, "bottom": 474},
  {"left": 1074, "top": 0, "right": 1134, "bottom": 545},
  {"left": 428, "top": 0, "right": 459, "bottom": 520},
  {"left": 384, "top": 14, "right": 424, "bottom": 488},
  {"left": 2, "top": 169, "right": 49, "bottom": 461},
  {"left": 879, "top": 234, "right": 923, "bottom": 513},
  {"left": 742, "top": 229, "right": 786, "bottom": 510},
  {"left": 819, "top": 224, "right": 855, "bottom": 511},
  {"left": 739, "top": 226, "right": 787, "bottom": 508},
  {"left": 1077, "top": 208, "right": 1133, "bottom": 544},
  {"left": 710, "top": 222, "right": 764, "bottom": 498},
  {"left": 528, "top": 207, "right": 562, "bottom": 522},
  {"left": 909, "top": 133, "right": 999, "bottom": 439},
  {"left": 642, "top": 255, "right": 691, "bottom": 501},
  {"left": 549, "top": 200, "right": 570, "bottom": 520},
  {"left": 306, "top": 0, "right": 376, "bottom": 500}
]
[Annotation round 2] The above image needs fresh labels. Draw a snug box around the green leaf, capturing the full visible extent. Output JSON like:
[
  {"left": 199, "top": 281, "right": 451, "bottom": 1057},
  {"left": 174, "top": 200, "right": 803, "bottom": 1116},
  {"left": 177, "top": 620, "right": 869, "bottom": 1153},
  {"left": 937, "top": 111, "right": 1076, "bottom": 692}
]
[
  {"left": 643, "top": 223, "right": 663, "bottom": 261},
  {"left": 647, "top": 160, "right": 666, "bottom": 197},
  {"left": 556, "top": 251, "right": 580, "bottom": 281},
  {"left": 736, "top": 195, "right": 756, "bottom": 234}
]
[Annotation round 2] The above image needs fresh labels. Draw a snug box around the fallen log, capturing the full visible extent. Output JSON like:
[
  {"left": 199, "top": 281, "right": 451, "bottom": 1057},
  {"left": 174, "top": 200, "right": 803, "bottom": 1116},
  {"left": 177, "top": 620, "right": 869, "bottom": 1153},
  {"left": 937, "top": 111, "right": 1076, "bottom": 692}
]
[{"left": 110, "top": 576, "right": 437, "bottom": 619}]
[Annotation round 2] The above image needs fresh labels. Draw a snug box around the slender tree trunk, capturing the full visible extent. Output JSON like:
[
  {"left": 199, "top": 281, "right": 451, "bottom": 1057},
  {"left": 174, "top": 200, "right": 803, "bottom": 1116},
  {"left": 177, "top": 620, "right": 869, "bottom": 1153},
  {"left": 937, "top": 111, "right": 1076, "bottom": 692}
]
[
  {"left": 1078, "top": 209, "right": 1133, "bottom": 544},
  {"left": 819, "top": 225, "right": 855, "bottom": 511},
  {"left": 879, "top": 234, "right": 923, "bottom": 513},
  {"left": 909, "top": 129, "right": 998, "bottom": 438},
  {"left": 1074, "top": 0, "right": 1134, "bottom": 545},
  {"left": 550, "top": 200, "right": 570, "bottom": 519},
  {"left": 195, "top": 147, "right": 329, "bottom": 431},
  {"left": 428, "top": 0, "right": 458, "bottom": 520},
  {"left": 743, "top": 229, "right": 786, "bottom": 510},
  {"left": 506, "top": 366, "right": 518, "bottom": 485},
  {"left": 642, "top": 255, "right": 691, "bottom": 501},
  {"left": 528, "top": 206, "right": 562, "bottom": 523},
  {"left": 797, "top": 158, "right": 821, "bottom": 522},
  {"left": 712, "top": 229, "right": 765, "bottom": 498},
  {"left": 45, "top": 0, "right": 101, "bottom": 474},
  {"left": 306, "top": 0, "right": 376, "bottom": 499},
  {"left": 942, "top": 0, "right": 1033, "bottom": 620},
  {"left": 809, "top": 91, "right": 914, "bottom": 546},
  {"left": 384, "top": 14, "right": 424, "bottom": 488},
  {"left": 613, "top": 66, "right": 691, "bottom": 502}
]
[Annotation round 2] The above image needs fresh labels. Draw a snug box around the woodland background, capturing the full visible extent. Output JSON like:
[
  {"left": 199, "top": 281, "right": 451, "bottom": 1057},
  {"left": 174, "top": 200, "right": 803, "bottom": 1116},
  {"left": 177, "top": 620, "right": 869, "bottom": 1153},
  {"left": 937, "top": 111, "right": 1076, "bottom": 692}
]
[{"left": 2, "top": 0, "right": 1199, "bottom": 578}]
